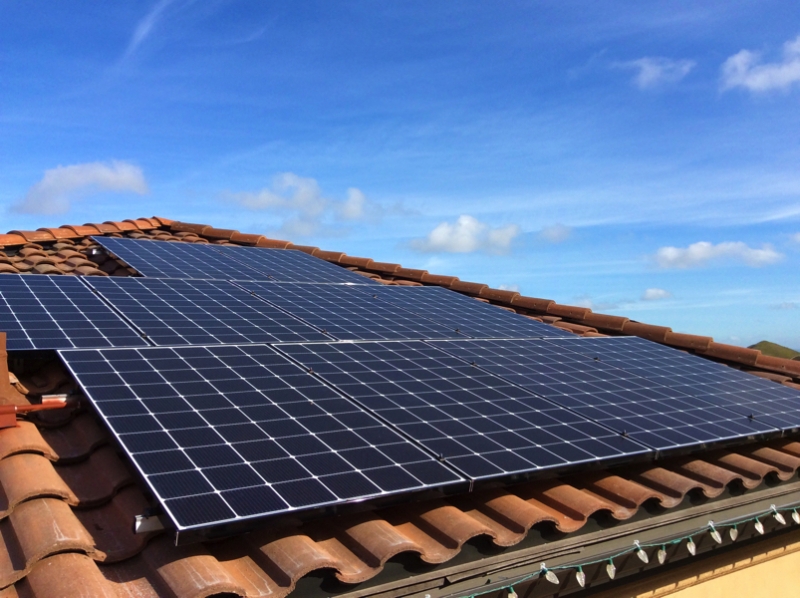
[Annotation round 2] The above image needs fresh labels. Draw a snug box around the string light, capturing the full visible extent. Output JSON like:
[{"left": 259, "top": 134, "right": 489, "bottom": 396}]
[
  {"left": 772, "top": 505, "right": 786, "bottom": 525},
  {"left": 634, "top": 540, "right": 649, "bottom": 564},
  {"left": 453, "top": 502, "right": 800, "bottom": 598},
  {"left": 657, "top": 544, "right": 667, "bottom": 564},
  {"left": 754, "top": 517, "right": 765, "bottom": 535},
  {"left": 539, "top": 563, "right": 559, "bottom": 585},
  {"left": 575, "top": 566, "right": 586, "bottom": 588},
  {"left": 730, "top": 524, "right": 739, "bottom": 541},
  {"left": 606, "top": 558, "right": 617, "bottom": 580}
]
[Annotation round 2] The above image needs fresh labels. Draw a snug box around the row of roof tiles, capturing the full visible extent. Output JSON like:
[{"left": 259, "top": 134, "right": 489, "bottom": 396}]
[
  {"left": 2, "top": 217, "right": 798, "bottom": 387},
  {"left": 4, "top": 359, "right": 800, "bottom": 598}
]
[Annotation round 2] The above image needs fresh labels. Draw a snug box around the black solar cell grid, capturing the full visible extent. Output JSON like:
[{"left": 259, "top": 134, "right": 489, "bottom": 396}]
[
  {"left": 213, "top": 245, "right": 377, "bottom": 284},
  {"left": 86, "top": 277, "right": 330, "bottom": 346},
  {"left": 432, "top": 338, "right": 788, "bottom": 451},
  {"left": 92, "top": 236, "right": 375, "bottom": 284},
  {"left": 372, "top": 285, "right": 574, "bottom": 339},
  {"left": 238, "top": 282, "right": 462, "bottom": 340},
  {"left": 0, "top": 275, "right": 147, "bottom": 350},
  {"left": 93, "top": 236, "right": 265, "bottom": 280},
  {"left": 277, "top": 341, "right": 650, "bottom": 480},
  {"left": 59, "top": 344, "right": 464, "bottom": 531},
  {"left": 562, "top": 336, "right": 800, "bottom": 432}
]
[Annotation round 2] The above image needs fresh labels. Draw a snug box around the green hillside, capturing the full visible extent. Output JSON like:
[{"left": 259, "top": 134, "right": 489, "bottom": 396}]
[{"left": 748, "top": 341, "right": 800, "bottom": 360}]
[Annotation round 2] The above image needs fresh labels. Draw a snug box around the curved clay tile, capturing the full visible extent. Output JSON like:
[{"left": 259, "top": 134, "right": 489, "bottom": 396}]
[
  {"left": 56, "top": 446, "right": 134, "bottom": 506},
  {"left": 74, "top": 486, "right": 155, "bottom": 563},
  {"left": 0, "top": 453, "right": 78, "bottom": 517},
  {"left": 0, "top": 423, "right": 57, "bottom": 461},
  {"left": 21, "top": 553, "right": 118, "bottom": 598},
  {"left": 39, "top": 414, "right": 109, "bottom": 464}
]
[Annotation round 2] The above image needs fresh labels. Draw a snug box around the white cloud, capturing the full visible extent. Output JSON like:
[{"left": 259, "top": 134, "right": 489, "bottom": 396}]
[
  {"left": 124, "top": 0, "right": 178, "bottom": 59},
  {"left": 791, "top": 232, "right": 800, "bottom": 244},
  {"left": 642, "top": 288, "right": 672, "bottom": 301},
  {"left": 11, "top": 161, "right": 148, "bottom": 215},
  {"left": 615, "top": 57, "right": 695, "bottom": 89},
  {"left": 227, "top": 173, "right": 379, "bottom": 238},
  {"left": 721, "top": 35, "right": 800, "bottom": 92},
  {"left": 653, "top": 241, "right": 783, "bottom": 269},
  {"left": 498, "top": 284, "right": 520, "bottom": 293},
  {"left": 537, "top": 223, "right": 572, "bottom": 243},
  {"left": 411, "top": 215, "right": 520, "bottom": 254}
]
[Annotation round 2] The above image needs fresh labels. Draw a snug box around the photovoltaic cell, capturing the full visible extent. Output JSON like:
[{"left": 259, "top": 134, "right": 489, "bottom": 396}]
[
  {"left": 560, "top": 336, "right": 800, "bottom": 433},
  {"left": 431, "top": 338, "right": 790, "bottom": 451},
  {"left": 372, "top": 286, "right": 573, "bottom": 339},
  {"left": 92, "top": 236, "right": 375, "bottom": 284},
  {"left": 86, "top": 277, "right": 329, "bottom": 346},
  {"left": 58, "top": 344, "right": 464, "bottom": 534},
  {"left": 93, "top": 236, "right": 268, "bottom": 280},
  {"left": 0, "top": 275, "right": 147, "bottom": 350},
  {"left": 277, "top": 341, "right": 650, "bottom": 480},
  {"left": 214, "top": 245, "right": 377, "bottom": 284},
  {"left": 238, "top": 282, "right": 463, "bottom": 340}
]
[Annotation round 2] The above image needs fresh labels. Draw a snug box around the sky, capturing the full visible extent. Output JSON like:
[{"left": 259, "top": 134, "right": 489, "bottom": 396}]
[{"left": 2, "top": 1, "right": 799, "bottom": 349}]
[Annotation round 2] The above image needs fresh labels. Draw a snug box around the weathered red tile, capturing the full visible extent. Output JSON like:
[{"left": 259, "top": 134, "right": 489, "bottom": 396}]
[{"left": 546, "top": 303, "right": 591, "bottom": 320}]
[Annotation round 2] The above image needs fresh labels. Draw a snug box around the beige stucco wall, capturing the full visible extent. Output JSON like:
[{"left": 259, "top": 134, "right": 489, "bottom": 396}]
[{"left": 652, "top": 541, "right": 800, "bottom": 598}]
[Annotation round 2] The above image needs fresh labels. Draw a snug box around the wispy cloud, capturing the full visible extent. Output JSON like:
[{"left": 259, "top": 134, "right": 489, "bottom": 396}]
[
  {"left": 124, "top": 0, "right": 179, "bottom": 59},
  {"left": 410, "top": 215, "right": 520, "bottom": 254},
  {"left": 614, "top": 57, "right": 695, "bottom": 89},
  {"left": 537, "top": 223, "right": 572, "bottom": 243},
  {"left": 791, "top": 232, "right": 800, "bottom": 244},
  {"left": 642, "top": 288, "right": 672, "bottom": 301},
  {"left": 721, "top": 35, "right": 800, "bottom": 92},
  {"left": 498, "top": 284, "right": 520, "bottom": 293},
  {"left": 11, "top": 161, "right": 148, "bottom": 215},
  {"left": 653, "top": 241, "right": 783, "bottom": 268},
  {"left": 226, "top": 173, "right": 383, "bottom": 238}
]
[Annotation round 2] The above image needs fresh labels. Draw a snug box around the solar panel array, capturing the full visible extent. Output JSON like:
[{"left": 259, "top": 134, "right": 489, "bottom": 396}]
[
  {"left": 59, "top": 344, "right": 464, "bottom": 532},
  {"left": 92, "top": 236, "right": 375, "bottom": 284},
  {"left": 3, "top": 236, "right": 792, "bottom": 541},
  {"left": 373, "top": 285, "right": 574, "bottom": 339},
  {"left": 431, "top": 338, "right": 782, "bottom": 451},
  {"left": 240, "top": 282, "right": 571, "bottom": 340},
  {"left": 237, "top": 282, "right": 461, "bottom": 340},
  {"left": 277, "top": 341, "right": 649, "bottom": 478},
  {"left": 85, "top": 277, "right": 329, "bottom": 346},
  {"left": 0, "top": 276, "right": 147, "bottom": 350}
]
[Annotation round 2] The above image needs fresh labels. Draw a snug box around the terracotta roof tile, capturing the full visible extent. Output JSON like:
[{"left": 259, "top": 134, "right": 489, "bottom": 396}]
[
  {"left": 546, "top": 303, "right": 591, "bottom": 320},
  {"left": 448, "top": 280, "right": 488, "bottom": 295}
]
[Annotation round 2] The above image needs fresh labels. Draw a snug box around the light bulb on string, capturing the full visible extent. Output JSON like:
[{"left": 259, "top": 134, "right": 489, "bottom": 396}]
[
  {"left": 575, "top": 566, "right": 586, "bottom": 588},
  {"left": 507, "top": 586, "right": 518, "bottom": 598},
  {"left": 792, "top": 509, "right": 800, "bottom": 525},
  {"left": 755, "top": 517, "right": 765, "bottom": 535},
  {"left": 539, "top": 563, "right": 559, "bottom": 585},
  {"left": 634, "top": 540, "right": 649, "bottom": 564},
  {"left": 606, "top": 558, "right": 616, "bottom": 580},
  {"left": 686, "top": 536, "right": 696, "bottom": 556},
  {"left": 708, "top": 521, "right": 722, "bottom": 544},
  {"left": 772, "top": 505, "right": 786, "bottom": 525},
  {"left": 657, "top": 545, "right": 667, "bottom": 565},
  {"left": 729, "top": 524, "right": 739, "bottom": 541}
]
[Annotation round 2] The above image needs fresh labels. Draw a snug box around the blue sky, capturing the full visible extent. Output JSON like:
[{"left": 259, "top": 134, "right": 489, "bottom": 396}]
[{"left": 2, "top": 1, "right": 799, "bottom": 349}]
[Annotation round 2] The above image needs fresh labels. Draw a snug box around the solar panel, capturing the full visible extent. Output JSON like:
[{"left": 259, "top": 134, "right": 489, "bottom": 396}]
[
  {"left": 92, "top": 236, "right": 376, "bottom": 284},
  {"left": 372, "top": 286, "right": 574, "bottom": 339},
  {"left": 85, "top": 277, "right": 329, "bottom": 346},
  {"left": 560, "top": 336, "right": 800, "bottom": 433},
  {"left": 238, "top": 282, "right": 463, "bottom": 340},
  {"left": 431, "top": 338, "right": 786, "bottom": 451},
  {"left": 277, "top": 341, "right": 650, "bottom": 480},
  {"left": 0, "top": 275, "right": 147, "bottom": 351},
  {"left": 92, "top": 237, "right": 266, "bottom": 280},
  {"left": 214, "top": 245, "right": 378, "bottom": 284},
  {"left": 59, "top": 344, "right": 464, "bottom": 539}
]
